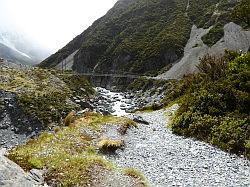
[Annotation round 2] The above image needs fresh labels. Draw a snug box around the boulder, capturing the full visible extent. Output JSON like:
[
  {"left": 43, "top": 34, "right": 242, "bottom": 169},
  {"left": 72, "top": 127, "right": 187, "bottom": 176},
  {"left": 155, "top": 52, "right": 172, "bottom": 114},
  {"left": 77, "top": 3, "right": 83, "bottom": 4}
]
[
  {"left": 0, "top": 151, "right": 46, "bottom": 187},
  {"left": 132, "top": 116, "right": 149, "bottom": 125}
]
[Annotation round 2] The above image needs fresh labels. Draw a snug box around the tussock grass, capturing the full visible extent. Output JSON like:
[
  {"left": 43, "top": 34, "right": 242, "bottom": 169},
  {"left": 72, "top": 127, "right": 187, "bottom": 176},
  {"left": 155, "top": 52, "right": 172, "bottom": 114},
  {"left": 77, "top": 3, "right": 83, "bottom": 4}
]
[
  {"left": 64, "top": 111, "right": 76, "bottom": 126},
  {"left": 8, "top": 119, "right": 112, "bottom": 186},
  {"left": 123, "top": 168, "right": 148, "bottom": 187},
  {"left": 97, "top": 139, "right": 124, "bottom": 151}
]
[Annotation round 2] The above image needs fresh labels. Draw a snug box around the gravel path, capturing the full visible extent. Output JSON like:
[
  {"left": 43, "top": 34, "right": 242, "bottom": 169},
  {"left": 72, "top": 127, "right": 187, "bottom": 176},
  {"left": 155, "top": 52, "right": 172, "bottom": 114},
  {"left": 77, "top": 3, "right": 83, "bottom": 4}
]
[{"left": 107, "top": 106, "right": 250, "bottom": 187}]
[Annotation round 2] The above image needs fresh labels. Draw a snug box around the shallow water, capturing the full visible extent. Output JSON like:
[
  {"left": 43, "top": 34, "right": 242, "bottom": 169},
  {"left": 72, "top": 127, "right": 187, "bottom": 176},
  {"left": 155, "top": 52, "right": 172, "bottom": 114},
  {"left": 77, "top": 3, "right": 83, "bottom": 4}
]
[{"left": 94, "top": 87, "right": 133, "bottom": 116}]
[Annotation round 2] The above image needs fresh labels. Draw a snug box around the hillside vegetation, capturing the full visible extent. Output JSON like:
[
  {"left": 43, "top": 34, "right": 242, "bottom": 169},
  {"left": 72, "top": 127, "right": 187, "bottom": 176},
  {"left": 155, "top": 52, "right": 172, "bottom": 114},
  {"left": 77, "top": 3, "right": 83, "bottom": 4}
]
[
  {"left": 40, "top": 0, "right": 249, "bottom": 75},
  {"left": 163, "top": 51, "right": 250, "bottom": 159},
  {"left": 0, "top": 66, "right": 94, "bottom": 126}
]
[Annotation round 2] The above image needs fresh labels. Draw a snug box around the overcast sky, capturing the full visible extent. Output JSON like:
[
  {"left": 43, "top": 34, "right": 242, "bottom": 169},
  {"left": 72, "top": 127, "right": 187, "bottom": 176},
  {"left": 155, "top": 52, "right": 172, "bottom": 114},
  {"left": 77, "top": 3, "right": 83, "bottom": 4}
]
[{"left": 0, "top": 0, "right": 118, "bottom": 52}]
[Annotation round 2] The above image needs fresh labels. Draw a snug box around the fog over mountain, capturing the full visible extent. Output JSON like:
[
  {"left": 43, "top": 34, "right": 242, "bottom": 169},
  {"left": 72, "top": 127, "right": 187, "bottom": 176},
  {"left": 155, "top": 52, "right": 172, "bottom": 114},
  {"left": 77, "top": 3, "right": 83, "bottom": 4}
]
[
  {"left": 0, "top": 0, "right": 117, "bottom": 65},
  {"left": 0, "top": 9, "right": 51, "bottom": 65}
]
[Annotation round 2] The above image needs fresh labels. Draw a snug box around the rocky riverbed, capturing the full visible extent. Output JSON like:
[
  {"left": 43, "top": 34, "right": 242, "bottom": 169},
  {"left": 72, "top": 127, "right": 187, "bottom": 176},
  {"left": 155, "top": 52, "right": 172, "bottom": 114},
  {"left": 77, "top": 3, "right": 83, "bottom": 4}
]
[
  {"left": 87, "top": 87, "right": 164, "bottom": 116},
  {"left": 106, "top": 105, "right": 250, "bottom": 187},
  {"left": 1, "top": 86, "right": 249, "bottom": 187}
]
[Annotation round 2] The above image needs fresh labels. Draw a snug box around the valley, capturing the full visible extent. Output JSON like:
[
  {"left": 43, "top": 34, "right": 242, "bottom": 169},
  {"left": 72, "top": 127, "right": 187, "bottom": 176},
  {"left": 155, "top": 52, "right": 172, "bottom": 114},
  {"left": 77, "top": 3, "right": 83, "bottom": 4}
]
[
  {"left": 0, "top": 0, "right": 249, "bottom": 186},
  {"left": 1, "top": 78, "right": 250, "bottom": 186}
]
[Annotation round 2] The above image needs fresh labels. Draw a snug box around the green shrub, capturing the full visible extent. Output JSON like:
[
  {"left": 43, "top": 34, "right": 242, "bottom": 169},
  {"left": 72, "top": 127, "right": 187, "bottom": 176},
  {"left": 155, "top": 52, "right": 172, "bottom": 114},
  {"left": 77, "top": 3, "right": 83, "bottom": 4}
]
[
  {"left": 227, "top": 53, "right": 250, "bottom": 74},
  {"left": 165, "top": 52, "right": 250, "bottom": 159},
  {"left": 231, "top": 0, "right": 250, "bottom": 28},
  {"left": 197, "top": 54, "right": 227, "bottom": 80},
  {"left": 211, "top": 117, "right": 249, "bottom": 154},
  {"left": 202, "top": 24, "right": 224, "bottom": 47},
  {"left": 60, "top": 74, "right": 95, "bottom": 97}
]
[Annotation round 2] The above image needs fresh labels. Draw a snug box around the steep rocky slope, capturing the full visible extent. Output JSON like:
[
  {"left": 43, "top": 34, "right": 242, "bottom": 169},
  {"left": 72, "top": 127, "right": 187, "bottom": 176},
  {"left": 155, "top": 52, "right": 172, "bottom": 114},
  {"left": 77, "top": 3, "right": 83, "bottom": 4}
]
[
  {"left": 0, "top": 64, "right": 95, "bottom": 148},
  {"left": 40, "top": 0, "right": 249, "bottom": 76},
  {"left": 0, "top": 43, "right": 34, "bottom": 65},
  {"left": 158, "top": 22, "right": 250, "bottom": 79}
]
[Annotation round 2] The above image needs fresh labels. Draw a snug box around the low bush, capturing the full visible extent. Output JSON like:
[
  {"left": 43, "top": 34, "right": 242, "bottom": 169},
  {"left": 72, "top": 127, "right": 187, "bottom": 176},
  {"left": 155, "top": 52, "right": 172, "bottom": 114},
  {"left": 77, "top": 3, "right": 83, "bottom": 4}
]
[{"left": 202, "top": 24, "right": 224, "bottom": 47}]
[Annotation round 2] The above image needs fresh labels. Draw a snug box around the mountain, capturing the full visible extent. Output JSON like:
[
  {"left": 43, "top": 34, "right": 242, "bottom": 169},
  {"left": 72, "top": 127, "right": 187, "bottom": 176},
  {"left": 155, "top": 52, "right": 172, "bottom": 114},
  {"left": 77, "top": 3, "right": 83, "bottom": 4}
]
[
  {"left": 0, "top": 28, "right": 51, "bottom": 65},
  {"left": 0, "top": 43, "right": 33, "bottom": 65},
  {"left": 40, "top": 0, "right": 250, "bottom": 76}
]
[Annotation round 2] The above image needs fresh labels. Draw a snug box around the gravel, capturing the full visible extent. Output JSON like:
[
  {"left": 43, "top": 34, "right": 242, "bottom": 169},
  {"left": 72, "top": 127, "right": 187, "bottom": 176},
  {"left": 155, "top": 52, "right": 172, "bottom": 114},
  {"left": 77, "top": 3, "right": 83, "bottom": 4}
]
[
  {"left": 0, "top": 91, "right": 44, "bottom": 150},
  {"left": 107, "top": 106, "right": 250, "bottom": 187}
]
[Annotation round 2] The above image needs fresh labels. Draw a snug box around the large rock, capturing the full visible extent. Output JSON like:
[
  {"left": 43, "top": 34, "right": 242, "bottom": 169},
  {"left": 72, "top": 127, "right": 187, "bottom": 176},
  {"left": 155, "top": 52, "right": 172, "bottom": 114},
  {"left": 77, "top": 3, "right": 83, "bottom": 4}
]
[{"left": 0, "top": 150, "right": 46, "bottom": 187}]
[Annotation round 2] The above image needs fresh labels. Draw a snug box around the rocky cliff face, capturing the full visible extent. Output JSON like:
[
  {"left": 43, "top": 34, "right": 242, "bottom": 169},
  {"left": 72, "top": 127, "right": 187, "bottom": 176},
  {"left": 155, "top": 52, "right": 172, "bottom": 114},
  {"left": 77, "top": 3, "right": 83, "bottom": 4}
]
[
  {"left": 40, "top": 0, "right": 249, "bottom": 77},
  {"left": 157, "top": 22, "right": 250, "bottom": 79},
  {"left": 0, "top": 91, "right": 44, "bottom": 149}
]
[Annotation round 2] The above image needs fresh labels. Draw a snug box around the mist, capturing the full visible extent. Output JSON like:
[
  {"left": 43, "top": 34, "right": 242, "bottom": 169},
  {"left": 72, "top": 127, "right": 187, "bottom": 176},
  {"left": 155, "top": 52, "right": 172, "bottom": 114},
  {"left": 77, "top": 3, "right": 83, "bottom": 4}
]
[{"left": 0, "top": 0, "right": 118, "bottom": 52}]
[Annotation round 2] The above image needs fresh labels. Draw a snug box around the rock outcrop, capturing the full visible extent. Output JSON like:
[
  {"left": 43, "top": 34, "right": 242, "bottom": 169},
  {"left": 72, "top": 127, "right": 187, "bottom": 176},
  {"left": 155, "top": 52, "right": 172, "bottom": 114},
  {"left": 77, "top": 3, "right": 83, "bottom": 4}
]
[
  {"left": 0, "top": 91, "right": 44, "bottom": 149},
  {"left": 0, "top": 149, "right": 46, "bottom": 187},
  {"left": 157, "top": 22, "right": 250, "bottom": 79}
]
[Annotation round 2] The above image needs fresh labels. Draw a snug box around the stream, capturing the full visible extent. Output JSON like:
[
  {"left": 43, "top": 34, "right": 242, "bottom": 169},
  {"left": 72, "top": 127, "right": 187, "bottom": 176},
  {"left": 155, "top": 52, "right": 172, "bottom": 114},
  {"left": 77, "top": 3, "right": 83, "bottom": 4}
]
[
  {"left": 0, "top": 87, "right": 136, "bottom": 149},
  {"left": 92, "top": 87, "right": 135, "bottom": 116}
]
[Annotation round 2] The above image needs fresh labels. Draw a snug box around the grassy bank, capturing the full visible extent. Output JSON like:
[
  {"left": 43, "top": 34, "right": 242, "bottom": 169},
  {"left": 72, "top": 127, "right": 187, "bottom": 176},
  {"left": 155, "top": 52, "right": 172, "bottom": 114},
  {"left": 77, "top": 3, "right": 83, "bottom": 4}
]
[{"left": 8, "top": 112, "right": 146, "bottom": 186}]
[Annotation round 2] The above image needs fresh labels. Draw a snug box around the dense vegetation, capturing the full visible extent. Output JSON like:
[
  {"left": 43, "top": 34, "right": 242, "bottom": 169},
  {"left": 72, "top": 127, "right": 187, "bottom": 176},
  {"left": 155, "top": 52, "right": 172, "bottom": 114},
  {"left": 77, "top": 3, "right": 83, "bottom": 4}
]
[
  {"left": 40, "top": 0, "right": 247, "bottom": 75},
  {"left": 127, "top": 77, "right": 170, "bottom": 92},
  {"left": 163, "top": 51, "right": 250, "bottom": 159}
]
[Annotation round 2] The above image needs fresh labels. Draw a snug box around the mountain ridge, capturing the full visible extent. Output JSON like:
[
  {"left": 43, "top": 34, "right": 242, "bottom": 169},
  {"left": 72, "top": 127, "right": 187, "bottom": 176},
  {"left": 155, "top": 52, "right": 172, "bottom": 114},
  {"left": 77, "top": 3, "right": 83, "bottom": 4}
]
[{"left": 40, "top": 0, "right": 249, "bottom": 76}]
